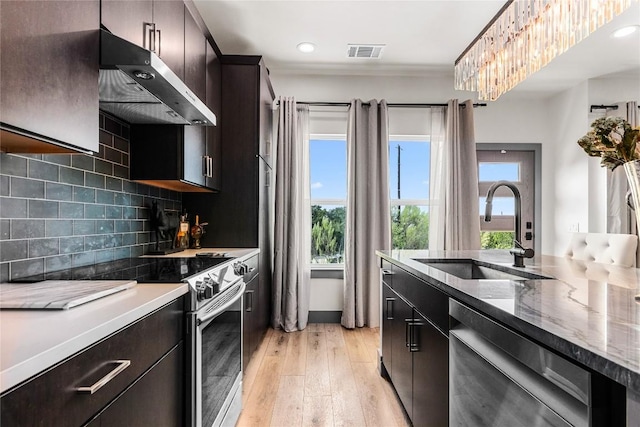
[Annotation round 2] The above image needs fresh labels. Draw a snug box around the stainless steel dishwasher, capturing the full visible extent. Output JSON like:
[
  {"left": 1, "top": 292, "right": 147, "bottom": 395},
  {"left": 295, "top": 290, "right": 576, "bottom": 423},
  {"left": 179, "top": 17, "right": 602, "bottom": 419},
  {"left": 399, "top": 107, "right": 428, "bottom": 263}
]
[{"left": 449, "top": 299, "right": 623, "bottom": 427}]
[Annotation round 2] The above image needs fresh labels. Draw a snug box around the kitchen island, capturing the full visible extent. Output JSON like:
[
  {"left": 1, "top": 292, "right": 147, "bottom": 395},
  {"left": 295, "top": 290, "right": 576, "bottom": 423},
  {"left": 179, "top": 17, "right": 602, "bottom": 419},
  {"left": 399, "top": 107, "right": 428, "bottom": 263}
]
[{"left": 378, "top": 249, "right": 640, "bottom": 425}]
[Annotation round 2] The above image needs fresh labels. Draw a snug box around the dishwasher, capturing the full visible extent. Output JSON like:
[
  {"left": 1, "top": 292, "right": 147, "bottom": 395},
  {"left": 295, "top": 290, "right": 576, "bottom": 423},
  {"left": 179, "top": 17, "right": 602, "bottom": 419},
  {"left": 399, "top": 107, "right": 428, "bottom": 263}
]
[{"left": 449, "top": 299, "right": 624, "bottom": 427}]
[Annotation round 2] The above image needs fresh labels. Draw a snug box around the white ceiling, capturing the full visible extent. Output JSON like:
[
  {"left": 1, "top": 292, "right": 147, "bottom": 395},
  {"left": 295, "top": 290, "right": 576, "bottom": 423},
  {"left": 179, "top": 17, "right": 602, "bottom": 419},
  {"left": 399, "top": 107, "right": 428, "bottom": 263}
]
[{"left": 194, "top": 0, "right": 640, "bottom": 95}]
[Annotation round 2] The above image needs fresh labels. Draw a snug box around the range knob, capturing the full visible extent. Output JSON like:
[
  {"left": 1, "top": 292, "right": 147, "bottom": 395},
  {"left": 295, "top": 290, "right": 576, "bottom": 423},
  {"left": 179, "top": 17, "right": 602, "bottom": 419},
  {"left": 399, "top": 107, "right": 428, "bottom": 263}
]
[
  {"left": 196, "top": 282, "right": 214, "bottom": 301},
  {"left": 233, "top": 262, "right": 244, "bottom": 275},
  {"left": 203, "top": 276, "right": 220, "bottom": 294}
]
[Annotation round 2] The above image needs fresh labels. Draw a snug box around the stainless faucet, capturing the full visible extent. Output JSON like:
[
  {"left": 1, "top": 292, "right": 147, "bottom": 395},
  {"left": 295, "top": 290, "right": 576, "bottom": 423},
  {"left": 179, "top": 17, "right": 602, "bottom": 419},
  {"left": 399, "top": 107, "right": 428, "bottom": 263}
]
[{"left": 484, "top": 180, "right": 534, "bottom": 268}]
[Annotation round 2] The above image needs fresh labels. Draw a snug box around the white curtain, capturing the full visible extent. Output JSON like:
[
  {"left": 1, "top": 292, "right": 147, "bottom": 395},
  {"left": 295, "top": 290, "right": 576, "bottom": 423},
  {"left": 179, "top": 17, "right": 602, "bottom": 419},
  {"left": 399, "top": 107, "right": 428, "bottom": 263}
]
[
  {"left": 342, "top": 99, "right": 391, "bottom": 329},
  {"left": 272, "top": 97, "right": 311, "bottom": 332},
  {"left": 429, "top": 100, "right": 481, "bottom": 250},
  {"left": 428, "top": 107, "right": 446, "bottom": 249}
]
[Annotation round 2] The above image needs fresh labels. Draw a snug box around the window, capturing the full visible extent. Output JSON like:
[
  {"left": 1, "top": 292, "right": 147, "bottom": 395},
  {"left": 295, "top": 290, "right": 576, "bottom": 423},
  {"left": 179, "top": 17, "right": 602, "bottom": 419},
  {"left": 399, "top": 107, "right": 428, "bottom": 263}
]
[
  {"left": 309, "top": 135, "right": 433, "bottom": 263},
  {"left": 477, "top": 149, "right": 536, "bottom": 250},
  {"left": 310, "top": 136, "right": 346, "bottom": 264},
  {"left": 389, "top": 137, "right": 431, "bottom": 250}
]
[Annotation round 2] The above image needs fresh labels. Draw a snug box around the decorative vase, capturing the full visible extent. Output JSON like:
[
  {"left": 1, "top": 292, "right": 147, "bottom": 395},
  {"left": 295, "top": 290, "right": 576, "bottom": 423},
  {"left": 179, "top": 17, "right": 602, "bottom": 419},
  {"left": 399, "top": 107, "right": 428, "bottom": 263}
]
[{"left": 623, "top": 160, "right": 640, "bottom": 235}]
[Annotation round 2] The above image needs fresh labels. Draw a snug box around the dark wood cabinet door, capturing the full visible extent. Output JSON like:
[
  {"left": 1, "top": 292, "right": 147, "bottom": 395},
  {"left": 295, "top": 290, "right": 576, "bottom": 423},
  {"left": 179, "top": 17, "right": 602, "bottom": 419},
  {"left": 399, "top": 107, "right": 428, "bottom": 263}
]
[
  {"left": 1, "top": 0, "right": 100, "bottom": 153},
  {"left": 205, "top": 42, "right": 222, "bottom": 190},
  {"left": 101, "top": 0, "right": 153, "bottom": 49},
  {"left": 153, "top": 0, "right": 185, "bottom": 79},
  {"left": 95, "top": 342, "right": 184, "bottom": 427},
  {"left": 390, "top": 289, "right": 413, "bottom": 420},
  {"left": 382, "top": 283, "right": 395, "bottom": 375},
  {"left": 242, "top": 275, "right": 259, "bottom": 370},
  {"left": 183, "top": 126, "right": 206, "bottom": 187},
  {"left": 184, "top": 6, "right": 206, "bottom": 102},
  {"left": 412, "top": 311, "right": 448, "bottom": 427}
]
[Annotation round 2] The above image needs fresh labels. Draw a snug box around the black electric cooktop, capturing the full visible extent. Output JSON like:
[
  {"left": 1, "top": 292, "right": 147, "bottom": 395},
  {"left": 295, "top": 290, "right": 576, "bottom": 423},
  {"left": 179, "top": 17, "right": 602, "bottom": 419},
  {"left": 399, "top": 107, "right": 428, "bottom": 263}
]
[{"left": 12, "top": 256, "right": 234, "bottom": 284}]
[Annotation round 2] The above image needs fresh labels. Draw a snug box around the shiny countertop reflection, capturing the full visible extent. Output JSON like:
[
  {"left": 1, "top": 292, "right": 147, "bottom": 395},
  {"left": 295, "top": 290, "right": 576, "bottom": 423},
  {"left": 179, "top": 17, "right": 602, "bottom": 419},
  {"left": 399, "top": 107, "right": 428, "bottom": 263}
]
[{"left": 377, "top": 249, "right": 640, "bottom": 391}]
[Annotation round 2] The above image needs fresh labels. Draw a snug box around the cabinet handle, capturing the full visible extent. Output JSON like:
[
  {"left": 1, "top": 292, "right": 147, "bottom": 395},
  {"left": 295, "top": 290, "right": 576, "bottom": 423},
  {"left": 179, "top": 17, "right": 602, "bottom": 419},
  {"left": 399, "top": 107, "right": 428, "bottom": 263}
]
[
  {"left": 144, "top": 22, "right": 157, "bottom": 52},
  {"left": 409, "top": 322, "right": 424, "bottom": 352},
  {"left": 77, "top": 360, "right": 131, "bottom": 394},
  {"left": 382, "top": 269, "right": 394, "bottom": 275},
  {"left": 385, "top": 297, "right": 395, "bottom": 320},
  {"left": 404, "top": 318, "right": 414, "bottom": 348},
  {"left": 245, "top": 290, "right": 254, "bottom": 312},
  {"left": 202, "top": 156, "right": 208, "bottom": 177},
  {"left": 209, "top": 157, "right": 213, "bottom": 178},
  {"left": 156, "top": 29, "right": 161, "bottom": 56},
  {"left": 143, "top": 22, "right": 154, "bottom": 51}
]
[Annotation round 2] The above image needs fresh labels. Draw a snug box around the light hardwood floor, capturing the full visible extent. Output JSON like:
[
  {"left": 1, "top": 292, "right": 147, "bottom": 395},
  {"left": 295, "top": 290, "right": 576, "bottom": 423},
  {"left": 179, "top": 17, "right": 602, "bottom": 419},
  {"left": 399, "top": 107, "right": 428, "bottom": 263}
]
[{"left": 237, "top": 324, "right": 411, "bottom": 427}]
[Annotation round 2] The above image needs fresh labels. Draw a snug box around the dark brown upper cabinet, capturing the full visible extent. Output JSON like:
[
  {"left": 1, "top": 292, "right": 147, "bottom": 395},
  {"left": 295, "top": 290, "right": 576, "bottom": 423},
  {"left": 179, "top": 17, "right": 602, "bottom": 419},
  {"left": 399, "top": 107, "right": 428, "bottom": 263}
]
[
  {"left": 129, "top": 125, "right": 213, "bottom": 193},
  {"left": 101, "top": 0, "right": 185, "bottom": 79},
  {"left": 0, "top": 0, "right": 100, "bottom": 153},
  {"left": 100, "top": 0, "right": 153, "bottom": 50},
  {"left": 184, "top": 5, "right": 207, "bottom": 102},
  {"left": 205, "top": 41, "right": 222, "bottom": 190},
  {"left": 149, "top": 0, "right": 185, "bottom": 79}
]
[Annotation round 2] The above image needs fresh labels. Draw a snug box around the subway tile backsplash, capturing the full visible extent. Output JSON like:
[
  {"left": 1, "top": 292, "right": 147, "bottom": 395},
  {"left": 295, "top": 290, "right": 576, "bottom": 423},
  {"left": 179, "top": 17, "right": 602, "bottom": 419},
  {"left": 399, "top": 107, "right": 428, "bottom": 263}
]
[{"left": 0, "top": 113, "right": 182, "bottom": 282}]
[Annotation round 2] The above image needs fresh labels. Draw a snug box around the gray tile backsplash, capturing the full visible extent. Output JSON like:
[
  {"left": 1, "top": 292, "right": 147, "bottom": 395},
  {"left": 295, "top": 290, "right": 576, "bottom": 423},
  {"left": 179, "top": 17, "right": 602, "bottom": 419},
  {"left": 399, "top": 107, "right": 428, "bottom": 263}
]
[{"left": 0, "top": 113, "right": 182, "bottom": 281}]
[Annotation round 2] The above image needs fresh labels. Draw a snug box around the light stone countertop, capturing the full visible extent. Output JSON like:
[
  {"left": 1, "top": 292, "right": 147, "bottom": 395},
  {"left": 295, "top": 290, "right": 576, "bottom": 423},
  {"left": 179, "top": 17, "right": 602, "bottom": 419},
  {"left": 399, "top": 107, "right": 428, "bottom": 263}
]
[
  {"left": 0, "top": 282, "right": 188, "bottom": 394},
  {"left": 377, "top": 249, "right": 640, "bottom": 392}
]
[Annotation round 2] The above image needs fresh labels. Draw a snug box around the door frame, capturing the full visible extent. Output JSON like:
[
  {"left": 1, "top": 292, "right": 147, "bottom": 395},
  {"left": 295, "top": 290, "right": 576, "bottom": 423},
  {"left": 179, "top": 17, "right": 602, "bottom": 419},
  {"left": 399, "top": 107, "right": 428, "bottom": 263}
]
[{"left": 476, "top": 143, "right": 542, "bottom": 255}]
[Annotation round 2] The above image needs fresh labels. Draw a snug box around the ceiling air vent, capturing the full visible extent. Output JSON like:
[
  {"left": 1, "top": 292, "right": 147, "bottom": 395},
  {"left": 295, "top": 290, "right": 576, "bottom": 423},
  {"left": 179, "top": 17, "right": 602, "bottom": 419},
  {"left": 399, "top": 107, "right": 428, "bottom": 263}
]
[{"left": 347, "top": 44, "right": 385, "bottom": 59}]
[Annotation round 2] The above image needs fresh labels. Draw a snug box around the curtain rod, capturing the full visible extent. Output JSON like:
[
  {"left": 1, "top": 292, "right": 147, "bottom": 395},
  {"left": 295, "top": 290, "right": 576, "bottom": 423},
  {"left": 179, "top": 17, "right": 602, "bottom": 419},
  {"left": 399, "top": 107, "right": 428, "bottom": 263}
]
[
  {"left": 590, "top": 104, "right": 619, "bottom": 112},
  {"left": 589, "top": 104, "right": 640, "bottom": 113},
  {"left": 278, "top": 101, "right": 487, "bottom": 108}
]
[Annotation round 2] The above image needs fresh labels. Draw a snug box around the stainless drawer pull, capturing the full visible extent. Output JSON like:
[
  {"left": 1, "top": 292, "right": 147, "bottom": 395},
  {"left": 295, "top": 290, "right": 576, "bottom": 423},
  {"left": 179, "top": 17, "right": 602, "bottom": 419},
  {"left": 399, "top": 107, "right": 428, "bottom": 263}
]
[{"left": 77, "top": 360, "right": 131, "bottom": 394}]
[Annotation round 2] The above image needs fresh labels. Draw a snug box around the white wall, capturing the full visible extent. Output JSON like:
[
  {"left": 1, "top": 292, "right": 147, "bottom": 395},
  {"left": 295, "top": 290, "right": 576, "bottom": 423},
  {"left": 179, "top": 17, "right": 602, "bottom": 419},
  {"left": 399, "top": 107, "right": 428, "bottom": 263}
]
[{"left": 543, "top": 81, "right": 592, "bottom": 255}]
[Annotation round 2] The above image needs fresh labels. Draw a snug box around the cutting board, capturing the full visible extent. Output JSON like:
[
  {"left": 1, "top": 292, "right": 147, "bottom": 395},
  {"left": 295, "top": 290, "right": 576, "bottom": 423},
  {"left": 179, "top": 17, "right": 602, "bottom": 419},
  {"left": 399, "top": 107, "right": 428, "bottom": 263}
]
[{"left": 0, "top": 280, "right": 137, "bottom": 310}]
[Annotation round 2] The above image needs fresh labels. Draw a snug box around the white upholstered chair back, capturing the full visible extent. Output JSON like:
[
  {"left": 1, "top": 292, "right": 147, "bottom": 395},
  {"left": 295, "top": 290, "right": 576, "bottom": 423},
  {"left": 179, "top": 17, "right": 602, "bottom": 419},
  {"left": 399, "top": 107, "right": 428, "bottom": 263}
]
[{"left": 564, "top": 232, "right": 638, "bottom": 268}]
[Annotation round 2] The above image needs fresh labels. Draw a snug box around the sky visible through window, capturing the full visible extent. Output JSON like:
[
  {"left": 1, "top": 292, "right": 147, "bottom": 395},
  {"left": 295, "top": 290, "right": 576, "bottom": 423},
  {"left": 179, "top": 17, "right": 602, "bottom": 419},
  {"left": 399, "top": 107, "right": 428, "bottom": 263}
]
[
  {"left": 389, "top": 141, "right": 430, "bottom": 201},
  {"left": 310, "top": 139, "right": 347, "bottom": 200},
  {"left": 310, "top": 138, "right": 517, "bottom": 213}
]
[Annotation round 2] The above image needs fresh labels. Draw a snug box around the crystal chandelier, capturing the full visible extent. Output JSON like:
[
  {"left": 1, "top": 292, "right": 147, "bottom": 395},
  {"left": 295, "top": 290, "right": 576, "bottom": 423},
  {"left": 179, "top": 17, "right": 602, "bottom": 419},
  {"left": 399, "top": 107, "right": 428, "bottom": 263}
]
[{"left": 454, "top": 0, "right": 639, "bottom": 101}]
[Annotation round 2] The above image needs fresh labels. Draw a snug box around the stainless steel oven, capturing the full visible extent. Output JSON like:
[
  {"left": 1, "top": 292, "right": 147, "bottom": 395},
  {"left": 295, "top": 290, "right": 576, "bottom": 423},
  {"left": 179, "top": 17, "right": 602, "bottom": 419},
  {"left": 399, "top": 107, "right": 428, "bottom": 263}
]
[
  {"left": 192, "top": 280, "right": 244, "bottom": 427},
  {"left": 186, "top": 254, "right": 256, "bottom": 427}
]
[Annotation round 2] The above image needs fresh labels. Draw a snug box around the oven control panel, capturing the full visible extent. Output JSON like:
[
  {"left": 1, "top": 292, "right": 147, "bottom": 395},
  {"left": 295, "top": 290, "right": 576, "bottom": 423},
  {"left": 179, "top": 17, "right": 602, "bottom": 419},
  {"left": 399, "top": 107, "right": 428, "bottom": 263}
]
[{"left": 188, "top": 260, "right": 244, "bottom": 308}]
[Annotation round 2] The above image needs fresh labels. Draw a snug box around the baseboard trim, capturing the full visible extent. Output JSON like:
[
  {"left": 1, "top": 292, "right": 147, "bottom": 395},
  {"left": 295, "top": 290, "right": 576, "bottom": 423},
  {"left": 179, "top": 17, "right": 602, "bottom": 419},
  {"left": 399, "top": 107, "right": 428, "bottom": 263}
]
[{"left": 308, "top": 310, "right": 342, "bottom": 323}]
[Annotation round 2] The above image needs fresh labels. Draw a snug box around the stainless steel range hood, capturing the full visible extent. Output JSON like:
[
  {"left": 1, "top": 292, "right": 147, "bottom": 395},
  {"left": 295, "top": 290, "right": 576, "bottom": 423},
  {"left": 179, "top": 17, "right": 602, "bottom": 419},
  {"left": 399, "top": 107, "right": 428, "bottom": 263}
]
[{"left": 99, "top": 29, "right": 216, "bottom": 126}]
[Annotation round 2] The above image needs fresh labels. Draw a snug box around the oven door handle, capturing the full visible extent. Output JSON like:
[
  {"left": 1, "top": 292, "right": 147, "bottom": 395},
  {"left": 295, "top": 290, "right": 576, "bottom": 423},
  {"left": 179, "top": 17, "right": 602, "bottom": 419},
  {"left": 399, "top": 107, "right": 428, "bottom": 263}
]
[{"left": 197, "top": 281, "right": 246, "bottom": 326}]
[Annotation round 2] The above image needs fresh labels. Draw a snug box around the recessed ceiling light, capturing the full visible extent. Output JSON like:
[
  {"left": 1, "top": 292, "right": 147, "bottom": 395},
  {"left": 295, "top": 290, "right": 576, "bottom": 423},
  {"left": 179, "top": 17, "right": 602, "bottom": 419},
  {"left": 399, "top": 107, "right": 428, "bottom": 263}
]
[
  {"left": 612, "top": 25, "right": 639, "bottom": 38},
  {"left": 297, "top": 42, "right": 315, "bottom": 53}
]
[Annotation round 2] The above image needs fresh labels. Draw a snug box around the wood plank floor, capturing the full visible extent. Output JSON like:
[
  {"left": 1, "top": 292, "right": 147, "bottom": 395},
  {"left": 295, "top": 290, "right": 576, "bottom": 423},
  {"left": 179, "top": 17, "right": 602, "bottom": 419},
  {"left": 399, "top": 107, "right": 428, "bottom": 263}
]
[{"left": 237, "top": 324, "right": 410, "bottom": 427}]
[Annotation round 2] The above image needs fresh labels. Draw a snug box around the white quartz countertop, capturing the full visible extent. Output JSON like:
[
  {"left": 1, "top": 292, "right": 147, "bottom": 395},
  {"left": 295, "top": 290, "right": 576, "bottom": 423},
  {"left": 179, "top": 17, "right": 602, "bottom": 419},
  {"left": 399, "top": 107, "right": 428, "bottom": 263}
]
[
  {"left": 377, "top": 249, "right": 640, "bottom": 391},
  {"left": 0, "top": 282, "right": 188, "bottom": 394}
]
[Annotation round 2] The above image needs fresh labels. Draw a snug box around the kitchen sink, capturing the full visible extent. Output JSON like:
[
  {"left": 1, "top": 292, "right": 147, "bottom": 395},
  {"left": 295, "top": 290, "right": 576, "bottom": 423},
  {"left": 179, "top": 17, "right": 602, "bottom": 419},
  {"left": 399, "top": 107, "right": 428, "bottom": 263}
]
[{"left": 413, "top": 259, "right": 552, "bottom": 281}]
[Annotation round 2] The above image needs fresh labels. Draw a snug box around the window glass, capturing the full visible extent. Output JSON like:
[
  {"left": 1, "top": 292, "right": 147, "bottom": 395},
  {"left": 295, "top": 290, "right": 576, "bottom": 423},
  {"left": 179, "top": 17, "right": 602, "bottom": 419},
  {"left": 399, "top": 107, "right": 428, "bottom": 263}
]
[
  {"left": 311, "top": 204, "right": 345, "bottom": 264},
  {"left": 389, "top": 141, "right": 430, "bottom": 200},
  {"left": 481, "top": 231, "right": 515, "bottom": 249},
  {"left": 310, "top": 138, "right": 347, "bottom": 265},
  {"left": 389, "top": 139, "right": 431, "bottom": 250},
  {"left": 479, "top": 197, "right": 515, "bottom": 216},
  {"left": 310, "top": 139, "right": 347, "bottom": 200},
  {"left": 391, "top": 205, "right": 429, "bottom": 249},
  {"left": 478, "top": 162, "right": 520, "bottom": 182}
]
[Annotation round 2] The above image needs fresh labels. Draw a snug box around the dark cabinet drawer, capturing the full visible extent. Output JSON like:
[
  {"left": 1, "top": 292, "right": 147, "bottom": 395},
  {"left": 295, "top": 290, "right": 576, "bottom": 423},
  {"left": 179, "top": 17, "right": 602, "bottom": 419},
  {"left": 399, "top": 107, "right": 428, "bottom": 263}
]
[
  {"left": 388, "top": 262, "right": 448, "bottom": 335},
  {"left": 0, "top": 297, "right": 184, "bottom": 427},
  {"left": 87, "top": 342, "right": 184, "bottom": 427}
]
